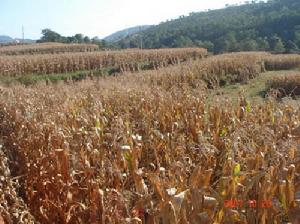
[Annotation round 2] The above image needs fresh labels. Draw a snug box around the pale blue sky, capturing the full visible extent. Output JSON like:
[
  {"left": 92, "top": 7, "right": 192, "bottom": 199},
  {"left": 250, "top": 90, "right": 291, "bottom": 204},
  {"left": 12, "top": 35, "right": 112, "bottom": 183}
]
[{"left": 0, "top": 0, "right": 243, "bottom": 39}]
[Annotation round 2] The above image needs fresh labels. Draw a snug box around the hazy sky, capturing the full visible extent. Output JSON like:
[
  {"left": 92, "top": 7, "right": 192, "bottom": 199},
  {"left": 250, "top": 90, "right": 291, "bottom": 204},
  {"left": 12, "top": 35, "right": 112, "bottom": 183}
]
[{"left": 0, "top": 0, "right": 243, "bottom": 39}]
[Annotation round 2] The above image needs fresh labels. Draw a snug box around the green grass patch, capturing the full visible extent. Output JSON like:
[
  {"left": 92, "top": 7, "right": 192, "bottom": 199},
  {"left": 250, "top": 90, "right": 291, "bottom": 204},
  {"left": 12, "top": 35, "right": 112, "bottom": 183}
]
[
  {"left": 0, "top": 61, "right": 159, "bottom": 86},
  {"left": 0, "top": 66, "right": 120, "bottom": 86},
  {"left": 207, "top": 70, "right": 300, "bottom": 104},
  {"left": 0, "top": 72, "right": 90, "bottom": 86}
]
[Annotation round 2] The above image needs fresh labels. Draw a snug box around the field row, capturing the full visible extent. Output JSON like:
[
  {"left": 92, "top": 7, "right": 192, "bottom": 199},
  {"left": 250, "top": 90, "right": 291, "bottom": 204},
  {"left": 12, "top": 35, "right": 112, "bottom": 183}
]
[
  {"left": 267, "top": 73, "right": 300, "bottom": 97},
  {"left": 0, "top": 43, "right": 99, "bottom": 55},
  {"left": 0, "top": 48, "right": 207, "bottom": 76},
  {"left": 104, "top": 52, "right": 300, "bottom": 91}
]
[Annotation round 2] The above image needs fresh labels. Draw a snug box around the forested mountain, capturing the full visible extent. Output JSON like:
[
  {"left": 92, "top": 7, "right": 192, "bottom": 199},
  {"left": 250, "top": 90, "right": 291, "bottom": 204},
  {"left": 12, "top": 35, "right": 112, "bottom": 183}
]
[
  {"left": 104, "top": 25, "right": 153, "bottom": 42},
  {"left": 114, "top": 0, "right": 300, "bottom": 53}
]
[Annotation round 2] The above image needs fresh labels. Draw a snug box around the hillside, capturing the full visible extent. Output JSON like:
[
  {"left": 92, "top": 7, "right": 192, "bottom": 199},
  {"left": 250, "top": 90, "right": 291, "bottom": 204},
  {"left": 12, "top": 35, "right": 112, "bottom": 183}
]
[
  {"left": 114, "top": 0, "right": 300, "bottom": 53},
  {"left": 0, "top": 35, "right": 13, "bottom": 43},
  {"left": 104, "top": 25, "right": 153, "bottom": 42}
]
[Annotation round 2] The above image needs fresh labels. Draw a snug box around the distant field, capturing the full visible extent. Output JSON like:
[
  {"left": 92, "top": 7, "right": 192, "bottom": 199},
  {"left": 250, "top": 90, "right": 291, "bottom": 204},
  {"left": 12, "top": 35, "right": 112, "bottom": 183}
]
[
  {"left": 267, "top": 73, "right": 300, "bottom": 97},
  {"left": 0, "top": 42, "right": 99, "bottom": 55},
  {"left": 0, "top": 47, "right": 207, "bottom": 76},
  {"left": 0, "top": 48, "right": 299, "bottom": 224}
]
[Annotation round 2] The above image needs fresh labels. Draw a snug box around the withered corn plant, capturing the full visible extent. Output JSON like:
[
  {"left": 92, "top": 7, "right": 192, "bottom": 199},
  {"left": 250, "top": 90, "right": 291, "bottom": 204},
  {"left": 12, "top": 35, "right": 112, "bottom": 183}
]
[
  {"left": 267, "top": 74, "right": 300, "bottom": 98},
  {"left": 264, "top": 55, "right": 300, "bottom": 71},
  {"left": 0, "top": 64, "right": 299, "bottom": 224},
  {"left": 0, "top": 43, "right": 99, "bottom": 56},
  {"left": 118, "top": 52, "right": 269, "bottom": 90},
  {"left": 0, "top": 145, "right": 35, "bottom": 223},
  {"left": 0, "top": 48, "right": 207, "bottom": 76}
]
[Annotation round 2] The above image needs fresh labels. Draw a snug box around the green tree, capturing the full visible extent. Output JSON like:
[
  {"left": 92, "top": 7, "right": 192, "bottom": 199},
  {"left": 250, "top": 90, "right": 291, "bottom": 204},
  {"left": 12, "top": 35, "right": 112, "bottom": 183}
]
[
  {"left": 241, "top": 39, "right": 258, "bottom": 51},
  {"left": 257, "top": 37, "right": 270, "bottom": 51},
  {"left": 173, "top": 36, "right": 194, "bottom": 47},
  {"left": 83, "top": 36, "right": 91, "bottom": 43},
  {"left": 195, "top": 40, "right": 214, "bottom": 52},
  {"left": 270, "top": 35, "right": 285, "bottom": 53},
  {"left": 39, "top": 29, "right": 62, "bottom": 42},
  {"left": 286, "top": 40, "right": 299, "bottom": 53},
  {"left": 67, "top": 36, "right": 77, "bottom": 43},
  {"left": 129, "top": 39, "right": 139, "bottom": 48},
  {"left": 294, "top": 27, "right": 300, "bottom": 46},
  {"left": 225, "top": 32, "right": 239, "bottom": 51},
  {"left": 101, "top": 39, "right": 107, "bottom": 48},
  {"left": 74, "top": 34, "right": 84, "bottom": 43},
  {"left": 215, "top": 37, "right": 231, "bottom": 53},
  {"left": 91, "top": 37, "right": 103, "bottom": 48}
]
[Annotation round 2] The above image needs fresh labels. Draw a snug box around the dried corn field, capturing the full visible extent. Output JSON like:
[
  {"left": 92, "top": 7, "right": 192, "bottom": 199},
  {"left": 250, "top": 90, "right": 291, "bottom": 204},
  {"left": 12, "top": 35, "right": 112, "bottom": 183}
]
[
  {"left": 0, "top": 43, "right": 99, "bottom": 56},
  {"left": 107, "top": 52, "right": 266, "bottom": 92},
  {"left": 264, "top": 54, "right": 300, "bottom": 71},
  {"left": 0, "top": 48, "right": 207, "bottom": 76},
  {"left": 267, "top": 73, "right": 300, "bottom": 97},
  {"left": 0, "top": 50, "right": 300, "bottom": 224}
]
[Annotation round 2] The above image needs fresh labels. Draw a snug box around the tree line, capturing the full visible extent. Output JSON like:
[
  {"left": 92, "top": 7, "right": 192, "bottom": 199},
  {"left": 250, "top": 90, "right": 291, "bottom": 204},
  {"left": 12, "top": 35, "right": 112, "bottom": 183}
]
[{"left": 37, "top": 29, "right": 108, "bottom": 48}]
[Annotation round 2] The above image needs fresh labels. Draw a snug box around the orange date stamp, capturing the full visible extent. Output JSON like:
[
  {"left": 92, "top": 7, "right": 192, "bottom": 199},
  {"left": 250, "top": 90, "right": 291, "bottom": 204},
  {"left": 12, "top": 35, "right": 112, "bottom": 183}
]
[{"left": 224, "top": 199, "right": 273, "bottom": 208}]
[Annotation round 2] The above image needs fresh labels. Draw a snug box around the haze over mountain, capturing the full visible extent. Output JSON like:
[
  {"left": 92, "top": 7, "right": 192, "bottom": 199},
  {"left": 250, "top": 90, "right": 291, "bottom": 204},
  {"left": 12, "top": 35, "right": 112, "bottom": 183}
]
[
  {"left": 0, "top": 35, "right": 13, "bottom": 43},
  {"left": 0, "top": 35, "right": 35, "bottom": 44},
  {"left": 104, "top": 25, "right": 153, "bottom": 42},
  {"left": 113, "top": 0, "right": 300, "bottom": 53}
]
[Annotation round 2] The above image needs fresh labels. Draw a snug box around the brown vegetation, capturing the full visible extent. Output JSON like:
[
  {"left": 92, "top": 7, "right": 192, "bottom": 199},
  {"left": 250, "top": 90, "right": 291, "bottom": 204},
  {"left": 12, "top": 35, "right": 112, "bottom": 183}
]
[
  {"left": 0, "top": 48, "right": 207, "bottom": 76},
  {"left": 0, "top": 43, "right": 99, "bottom": 56},
  {"left": 267, "top": 73, "right": 300, "bottom": 97},
  {"left": 0, "top": 50, "right": 299, "bottom": 223},
  {"left": 264, "top": 54, "right": 300, "bottom": 71},
  {"left": 118, "top": 52, "right": 268, "bottom": 90}
]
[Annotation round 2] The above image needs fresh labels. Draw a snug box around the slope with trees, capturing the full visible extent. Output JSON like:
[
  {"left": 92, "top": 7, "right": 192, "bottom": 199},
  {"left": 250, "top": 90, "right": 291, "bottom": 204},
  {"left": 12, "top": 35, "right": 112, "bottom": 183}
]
[{"left": 114, "top": 0, "right": 300, "bottom": 53}]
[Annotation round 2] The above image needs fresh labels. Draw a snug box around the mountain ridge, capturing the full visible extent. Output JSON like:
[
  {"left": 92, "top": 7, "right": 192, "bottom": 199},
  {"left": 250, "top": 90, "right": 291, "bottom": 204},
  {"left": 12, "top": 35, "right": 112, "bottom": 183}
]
[
  {"left": 0, "top": 35, "right": 35, "bottom": 44},
  {"left": 104, "top": 25, "right": 153, "bottom": 42}
]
